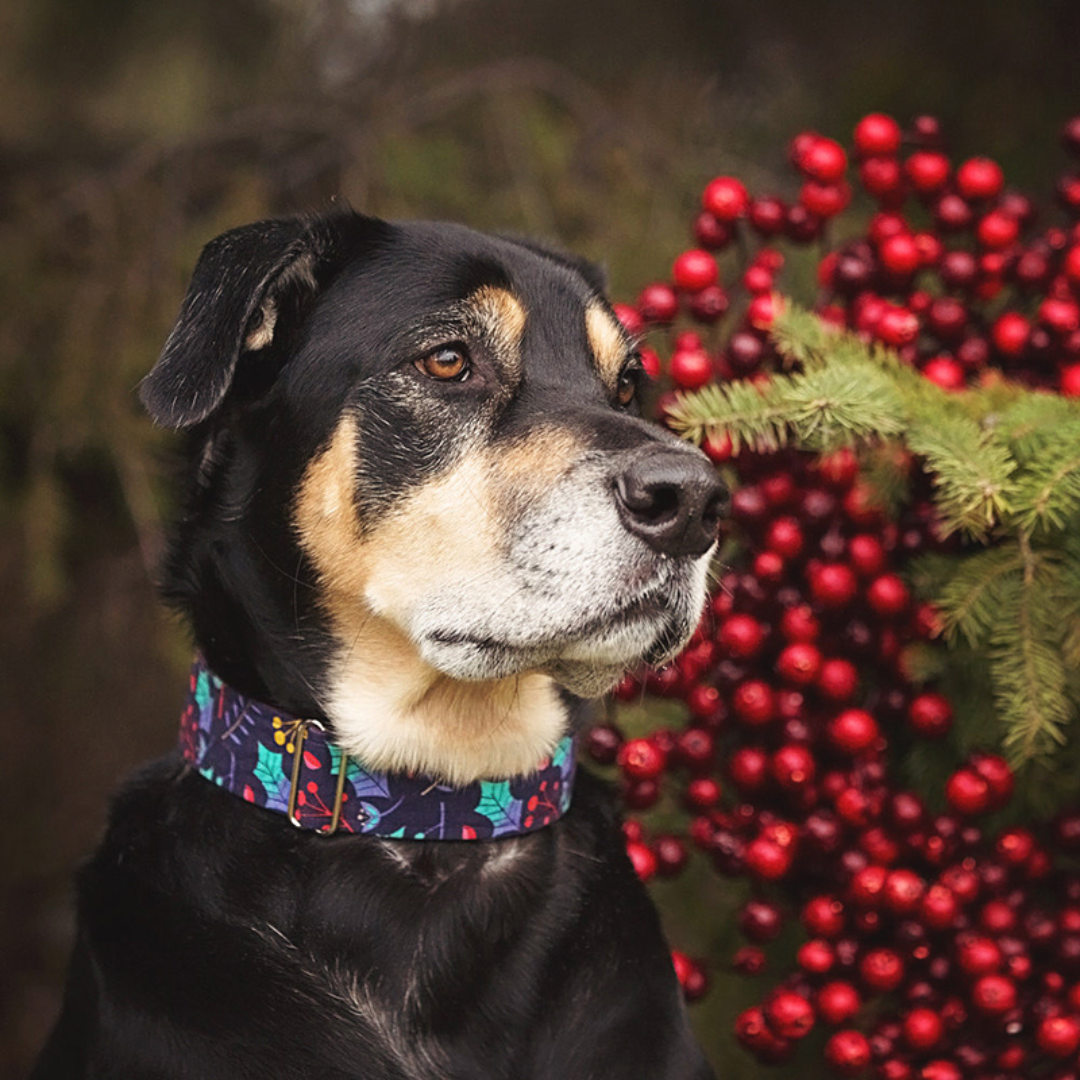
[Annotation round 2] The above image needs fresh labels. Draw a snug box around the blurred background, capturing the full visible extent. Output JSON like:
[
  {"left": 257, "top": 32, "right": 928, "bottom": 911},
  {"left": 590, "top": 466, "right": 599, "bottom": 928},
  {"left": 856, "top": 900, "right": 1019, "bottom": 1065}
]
[{"left": 2, "top": 0, "right": 1078, "bottom": 1072}]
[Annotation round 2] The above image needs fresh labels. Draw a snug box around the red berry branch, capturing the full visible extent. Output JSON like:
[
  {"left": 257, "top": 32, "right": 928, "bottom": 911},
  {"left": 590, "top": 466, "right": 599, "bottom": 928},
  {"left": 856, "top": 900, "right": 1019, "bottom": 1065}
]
[{"left": 592, "top": 113, "right": 1080, "bottom": 1077}]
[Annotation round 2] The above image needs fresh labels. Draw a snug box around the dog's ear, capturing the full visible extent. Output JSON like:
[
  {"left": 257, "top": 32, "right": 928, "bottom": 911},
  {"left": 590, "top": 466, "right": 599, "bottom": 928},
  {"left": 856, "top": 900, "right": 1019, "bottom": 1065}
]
[{"left": 140, "top": 209, "right": 389, "bottom": 428}]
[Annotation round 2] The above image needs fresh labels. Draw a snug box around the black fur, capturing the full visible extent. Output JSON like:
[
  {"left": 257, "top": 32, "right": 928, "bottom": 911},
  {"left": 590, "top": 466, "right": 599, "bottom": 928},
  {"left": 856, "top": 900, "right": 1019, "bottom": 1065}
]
[{"left": 34, "top": 209, "right": 718, "bottom": 1079}]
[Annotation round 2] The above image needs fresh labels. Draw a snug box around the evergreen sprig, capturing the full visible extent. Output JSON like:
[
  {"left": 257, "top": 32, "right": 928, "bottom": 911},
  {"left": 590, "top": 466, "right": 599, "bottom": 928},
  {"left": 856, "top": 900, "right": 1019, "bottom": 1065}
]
[{"left": 669, "top": 301, "right": 1080, "bottom": 768}]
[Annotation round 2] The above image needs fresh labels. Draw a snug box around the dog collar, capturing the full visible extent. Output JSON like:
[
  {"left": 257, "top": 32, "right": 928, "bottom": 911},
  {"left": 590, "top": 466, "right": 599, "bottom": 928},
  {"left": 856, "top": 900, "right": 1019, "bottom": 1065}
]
[{"left": 178, "top": 656, "right": 576, "bottom": 839}]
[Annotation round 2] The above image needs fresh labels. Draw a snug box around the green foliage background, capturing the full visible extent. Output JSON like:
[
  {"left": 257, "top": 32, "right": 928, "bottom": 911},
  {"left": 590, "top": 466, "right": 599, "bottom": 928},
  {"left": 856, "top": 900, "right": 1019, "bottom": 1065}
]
[{"left": 3, "top": 0, "right": 1080, "bottom": 1072}]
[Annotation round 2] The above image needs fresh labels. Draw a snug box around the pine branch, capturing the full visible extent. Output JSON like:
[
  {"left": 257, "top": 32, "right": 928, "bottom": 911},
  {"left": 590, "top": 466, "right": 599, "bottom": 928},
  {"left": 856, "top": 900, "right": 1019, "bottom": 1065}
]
[
  {"left": 992, "top": 536, "right": 1073, "bottom": 764},
  {"left": 1012, "top": 441, "right": 1080, "bottom": 534},
  {"left": 906, "top": 411, "right": 1018, "bottom": 539},
  {"left": 666, "top": 380, "right": 793, "bottom": 453},
  {"left": 933, "top": 543, "right": 1026, "bottom": 648},
  {"left": 996, "top": 398, "right": 1080, "bottom": 463}
]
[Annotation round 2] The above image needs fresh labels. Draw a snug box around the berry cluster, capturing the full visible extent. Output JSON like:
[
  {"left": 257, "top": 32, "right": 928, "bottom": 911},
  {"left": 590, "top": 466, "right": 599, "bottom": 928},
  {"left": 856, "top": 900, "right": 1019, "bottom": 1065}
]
[
  {"left": 592, "top": 114, "right": 1080, "bottom": 1077},
  {"left": 619, "top": 113, "right": 1080, "bottom": 397}
]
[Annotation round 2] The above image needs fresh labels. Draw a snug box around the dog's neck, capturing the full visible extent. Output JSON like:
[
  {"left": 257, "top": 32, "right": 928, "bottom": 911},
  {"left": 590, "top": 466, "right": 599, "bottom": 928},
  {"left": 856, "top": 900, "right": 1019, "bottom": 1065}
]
[{"left": 180, "top": 655, "right": 577, "bottom": 839}]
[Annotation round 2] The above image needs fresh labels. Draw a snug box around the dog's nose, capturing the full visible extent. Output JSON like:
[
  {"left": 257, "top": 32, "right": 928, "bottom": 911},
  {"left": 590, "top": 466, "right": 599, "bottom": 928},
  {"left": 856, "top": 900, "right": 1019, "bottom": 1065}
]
[{"left": 614, "top": 449, "right": 728, "bottom": 558}]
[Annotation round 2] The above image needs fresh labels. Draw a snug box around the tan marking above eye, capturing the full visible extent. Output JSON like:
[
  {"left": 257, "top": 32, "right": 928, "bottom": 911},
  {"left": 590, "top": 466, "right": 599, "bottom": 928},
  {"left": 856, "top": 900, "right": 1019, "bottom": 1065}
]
[
  {"left": 466, "top": 286, "right": 527, "bottom": 378},
  {"left": 585, "top": 302, "right": 631, "bottom": 388}
]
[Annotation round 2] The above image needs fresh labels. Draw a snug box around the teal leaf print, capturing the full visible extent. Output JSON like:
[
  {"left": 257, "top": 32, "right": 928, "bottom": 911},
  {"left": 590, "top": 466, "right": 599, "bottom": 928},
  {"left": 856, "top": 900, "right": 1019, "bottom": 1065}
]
[
  {"left": 475, "top": 780, "right": 522, "bottom": 833},
  {"left": 254, "top": 742, "right": 291, "bottom": 810}
]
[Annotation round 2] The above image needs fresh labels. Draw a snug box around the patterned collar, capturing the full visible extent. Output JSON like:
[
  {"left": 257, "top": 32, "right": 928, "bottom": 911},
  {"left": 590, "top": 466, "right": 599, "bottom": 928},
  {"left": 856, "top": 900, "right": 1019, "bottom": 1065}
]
[{"left": 179, "top": 655, "right": 576, "bottom": 839}]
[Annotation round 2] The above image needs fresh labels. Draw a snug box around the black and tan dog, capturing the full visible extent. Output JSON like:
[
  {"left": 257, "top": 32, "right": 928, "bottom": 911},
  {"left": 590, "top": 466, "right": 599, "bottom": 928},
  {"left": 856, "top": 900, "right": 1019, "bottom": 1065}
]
[{"left": 34, "top": 209, "right": 725, "bottom": 1079}]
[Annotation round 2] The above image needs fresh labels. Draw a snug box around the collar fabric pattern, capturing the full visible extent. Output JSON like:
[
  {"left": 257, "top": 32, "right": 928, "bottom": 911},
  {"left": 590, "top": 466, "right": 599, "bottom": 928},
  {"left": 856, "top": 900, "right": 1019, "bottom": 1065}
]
[{"left": 178, "top": 655, "right": 576, "bottom": 840}]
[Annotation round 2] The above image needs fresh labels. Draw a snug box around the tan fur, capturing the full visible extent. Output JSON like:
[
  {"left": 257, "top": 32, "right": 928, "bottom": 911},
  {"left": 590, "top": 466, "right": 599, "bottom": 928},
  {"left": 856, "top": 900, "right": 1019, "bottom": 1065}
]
[
  {"left": 244, "top": 254, "right": 318, "bottom": 352},
  {"left": 245, "top": 299, "right": 279, "bottom": 351},
  {"left": 585, "top": 301, "right": 629, "bottom": 387},
  {"left": 470, "top": 286, "right": 527, "bottom": 374},
  {"left": 294, "top": 414, "right": 572, "bottom": 785}
]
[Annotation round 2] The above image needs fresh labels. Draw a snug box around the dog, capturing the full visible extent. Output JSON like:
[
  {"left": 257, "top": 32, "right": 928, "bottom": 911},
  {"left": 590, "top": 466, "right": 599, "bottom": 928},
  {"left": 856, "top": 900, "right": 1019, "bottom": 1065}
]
[{"left": 33, "top": 208, "right": 725, "bottom": 1079}]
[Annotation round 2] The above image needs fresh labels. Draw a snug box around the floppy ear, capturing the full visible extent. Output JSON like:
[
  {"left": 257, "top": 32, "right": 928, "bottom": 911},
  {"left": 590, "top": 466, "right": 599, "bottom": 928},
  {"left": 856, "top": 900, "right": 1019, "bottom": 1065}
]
[{"left": 140, "top": 209, "right": 389, "bottom": 428}]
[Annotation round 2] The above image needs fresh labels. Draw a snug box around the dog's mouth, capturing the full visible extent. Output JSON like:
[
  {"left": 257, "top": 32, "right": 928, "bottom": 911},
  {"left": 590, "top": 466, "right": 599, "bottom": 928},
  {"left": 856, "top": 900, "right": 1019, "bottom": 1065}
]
[{"left": 426, "top": 586, "right": 670, "bottom": 656}]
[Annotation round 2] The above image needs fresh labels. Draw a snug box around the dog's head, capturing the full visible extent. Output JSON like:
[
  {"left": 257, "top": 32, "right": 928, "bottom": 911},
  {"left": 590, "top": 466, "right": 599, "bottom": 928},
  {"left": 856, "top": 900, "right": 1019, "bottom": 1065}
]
[{"left": 144, "top": 209, "right": 726, "bottom": 783}]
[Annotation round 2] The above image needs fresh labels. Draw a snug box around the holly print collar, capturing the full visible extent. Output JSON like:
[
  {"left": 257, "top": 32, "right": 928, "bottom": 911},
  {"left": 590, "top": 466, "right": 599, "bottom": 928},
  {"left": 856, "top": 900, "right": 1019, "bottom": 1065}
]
[{"left": 179, "top": 655, "right": 576, "bottom": 839}]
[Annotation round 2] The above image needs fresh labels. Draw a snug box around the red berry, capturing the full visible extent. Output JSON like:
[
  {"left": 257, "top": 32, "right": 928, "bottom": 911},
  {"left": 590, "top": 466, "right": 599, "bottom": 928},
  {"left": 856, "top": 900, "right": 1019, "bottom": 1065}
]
[
  {"left": 933, "top": 192, "right": 973, "bottom": 232},
  {"left": 702, "top": 176, "right": 749, "bottom": 221},
  {"left": 747, "top": 293, "right": 779, "bottom": 330},
  {"left": 764, "top": 516, "right": 804, "bottom": 559},
  {"left": 879, "top": 233, "right": 921, "bottom": 276},
  {"left": 672, "top": 248, "right": 718, "bottom": 292},
  {"left": 636, "top": 282, "right": 679, "bottom": 323},
  {"left": 749, "top": 195, "right": 787, "bottom": 237},
  {"left": 801, "top": 180, "right": 852, "bottom": 219},
  {"left": 920, "top": 884, "right": 959, "bottom": 931},
  {"left": 810, "top": 563, "right": 859, "bottom": 608},
  {"left": 693, "top": 211, "right": 734, "bottom": 250},
  {"left": 859, "top": 156, "right": 904, "bottom": 201},
  {"left": 977, "top": 209, "right": 1020, "bottom": 250},
  {"left": 970, "top": 973, "right": 1017, "bottom": 1014},
  {"left": 625, "top": 839, "right": 657, "bottom": 881},
  {"left": 849, "top": 864, "right": 888, "bottom": 908},
  {"left": 922, "top": 356, "right": 965, "bottom": 390},
  {"left": 718, "top": 613, "right": 766, "bottom": 658},
  {"left": 817, "top": 658, "right": 859, "bottom": 702},
  {"left": 905, "top": 150, "right": 950, "bottom": 194},
  {"left": 740, "top": 898, "right": 784, "bottom": 942},
  {"left": 781, "top": 603, "right": 820, "bottom": 643},
  {"left": 823, "top": 1029, "right": 871, "bottom": 1074},
  {"left": 1040, "top": 296, "right": 1080, "bottom": 334},
  {"left": 772, "top": 743, "right": 817, "bottom": 790},
  {"left": 776, "top": 642, "right": 823, "bottom": 686},
  {"left": 860, "top": 948, "right": 905, "bottom": 993},
  {"left": 902, "top": 1006, "right": 944, "bottom": 1051},
  {"left": 884, "top": 869, "right": 926, "bottom": 915},
  {"left": 955, "top": 157, "right": 1004, "bottom": 201},
  {"left": 617, "top": 737, "right": 667, "bottom": 781},
  {"left": 945, "top": 769, "right": 991, "bottom": 816},
  {"left": 876, "top": 306, "right": 920, "bottom": 347},
  {"left": 816, "top": 982, "right": 862, "bottom": 1027},
  {"left": 669, "top": 347, "right": 713, "bottom": 390},
  {"left": 684, "top": 776, "right": 722, "bottom": 811},
  {"left": 728, "top": 745, "right": 769, "bottom": 792},
  {"left": 866, "top": 573, "right": 910, "bottom": 617},
  {"left": 745, "top": 836, "right": 792, "bottom": 880},
  {"left": 919, "top": 1060, "right": 961, "bottom": 1080},
  {"left": 995, "top": 827, "right": 1035, "bottom": 867},
  {"left": 956, "top": 934, "right": 1002, "bottom": 977},
  {"left": 585, "top": 723, "right": 623, "bottom": 764},
  {"left": 611, "top": 303, "right": 644, "bottom": 336},
  {"left": 801, "top": 138, "right": 848, "bottom": 183},
  {"left": 733, "top": 679, "right": 776, "bottom": 727},
  {"left": 1036, "top": 1014, "right": 1080, "bottom": 1057},
  {"left": 854, "top": 113, "right": 902, "bottom": 157},
  {"left": 1064, "top": 244, "right": 1080, "bottom": 284},
  {"left": 971, "top": 753, "right": 1014, "bottom": 808},
  {"left": 735, "top": 1005, "right": 784, "bottom": 1056},
  {"left": 798, "top": 939, "right": 836, "bottom": 976},
  {"left": 671, "top": 949, "right": 710, "bottom": 1002},
  {"left": 764, "top": 990, "right": 816, "bottom": 1039},
  {"left": 652, "top": 834, "right": 689, "bottom": 877},
  {"left": 828, "top": 709, "right": 881, "bottom": 755},
  {"left": 907, "top": 692, "right": 953, "bottom": 739},
  {"left": 804, "top": 895, "right": 847, "bottom": 938},
  {"left": 1062, "top": 363, "right": 1080, "bottom": 396}
]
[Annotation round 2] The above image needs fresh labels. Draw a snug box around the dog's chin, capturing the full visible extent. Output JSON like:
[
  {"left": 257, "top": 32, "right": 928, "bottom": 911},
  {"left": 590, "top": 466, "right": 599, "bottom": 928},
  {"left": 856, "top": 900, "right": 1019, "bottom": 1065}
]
[{"left": 416, "top": 607, "right": 698, "bottom": 699}]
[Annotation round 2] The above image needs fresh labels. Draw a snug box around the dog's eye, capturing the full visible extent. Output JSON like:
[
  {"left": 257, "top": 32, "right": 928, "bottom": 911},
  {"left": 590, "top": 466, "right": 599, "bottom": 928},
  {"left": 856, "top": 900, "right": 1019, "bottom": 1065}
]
[
  {"left": 416, "top": 346, "right": 470, "bottom": 382},
  {"left": 616, "top": 358, "right": 642, "bottom": 407}
]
